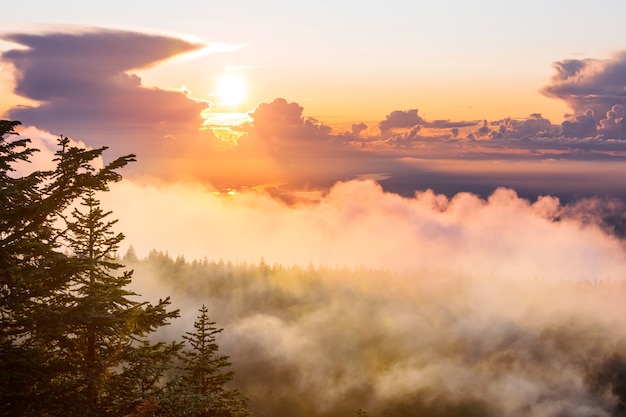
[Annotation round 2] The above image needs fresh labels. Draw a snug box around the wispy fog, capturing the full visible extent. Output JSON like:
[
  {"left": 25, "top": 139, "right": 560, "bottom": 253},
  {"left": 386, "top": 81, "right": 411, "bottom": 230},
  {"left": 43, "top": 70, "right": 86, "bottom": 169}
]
[
  {"left": 10, "top": 123, "right": 626, "bottom": 417},
  {"left": 128, "top": 245, "right": 626, "bottom": 417},
  {"left": 110, "top": 175, "right": 626, "bottom": 417}
]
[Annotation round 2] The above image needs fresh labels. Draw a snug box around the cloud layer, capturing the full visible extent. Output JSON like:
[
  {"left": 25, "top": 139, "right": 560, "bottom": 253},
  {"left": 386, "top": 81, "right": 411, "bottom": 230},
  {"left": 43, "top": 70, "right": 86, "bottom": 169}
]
[
  {"left": 115, "top": 178, "right": 626, "bottom": 417},
  {"left": 2, "top": 28, "right": 218, "bottom": 175},
  {"left": 102, "top": 178, "right": 626, "bottom": 279}
]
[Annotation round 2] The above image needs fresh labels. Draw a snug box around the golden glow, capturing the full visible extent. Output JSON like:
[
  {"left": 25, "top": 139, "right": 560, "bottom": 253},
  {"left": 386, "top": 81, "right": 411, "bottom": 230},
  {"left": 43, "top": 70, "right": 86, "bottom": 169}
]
[
  {"left": 201, "top": 110, "right": 251, "bottom": 145},
  {"left": 202, "top": 111, "right": 250, "bottom": 126},
  {"left": 215, "top": 74, "right": 247, "bottom": 106}
]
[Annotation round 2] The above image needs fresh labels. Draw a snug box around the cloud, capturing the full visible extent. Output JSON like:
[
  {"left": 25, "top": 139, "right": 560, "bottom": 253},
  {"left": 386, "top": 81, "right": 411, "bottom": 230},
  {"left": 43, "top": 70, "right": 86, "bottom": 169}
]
[
  {"left": 378, "top": 109, "right": 479, "bottom": 135},
  {"left": 598, "top": 105, "right": 626, "bottom": 139},
  {"left": 490, "top": 114, "right": 556, "bottom": 139},
  {"left": 244, "top": 98, "right": 332, "bottom": 144},
  {"left": 561, "top": 109, "right": 598, "bottom": 138},
  {"left": 112, "top": 176, "right": 626, "bottom": 417},
  {"left": 383, "top": 125, "right": 423, "bottom": 147},
  {"left": 379, "top": 109, "right": 425, "bottom": 132},
  {"left": 234, "top": 98, "right": 392, "bottom": 191},
  {"left": 14, "top": 108, "right": 626, "bottom": 204},
  {"left": 351, "top": 122, "right": 368, "bottom": 136},
  {"left": 235, "top": 101, "right": 626, "bottom": 198},
  {"left": 104, "top": 178, "right": 626, "bottom": 278},
  {"left": 5, "top": 24, "right": 626, "bottom": 192},
  {"left": 5, "top": 28, "right": 626, "bottom": 193},
  {"left": 1, "top": 28, "right": 218, "bottom": 172},
  {"left": 426, "top": 119, "right": 479, "bottom": 129},
  {"left": 542, "top": 53, "right": 626, "bottom": 123}
]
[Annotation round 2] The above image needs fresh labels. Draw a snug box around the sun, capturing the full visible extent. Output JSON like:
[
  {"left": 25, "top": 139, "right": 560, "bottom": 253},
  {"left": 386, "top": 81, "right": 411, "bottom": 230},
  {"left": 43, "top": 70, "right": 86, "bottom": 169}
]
[{"left": 215, "top": 74, "right": 247, "bottom": 107}]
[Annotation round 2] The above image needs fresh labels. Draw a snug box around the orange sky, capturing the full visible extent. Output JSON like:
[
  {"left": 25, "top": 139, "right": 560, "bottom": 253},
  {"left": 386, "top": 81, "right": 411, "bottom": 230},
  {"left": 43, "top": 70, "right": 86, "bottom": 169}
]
[{"left": 2, "top": 23, "right": 626, "bottom": 202}]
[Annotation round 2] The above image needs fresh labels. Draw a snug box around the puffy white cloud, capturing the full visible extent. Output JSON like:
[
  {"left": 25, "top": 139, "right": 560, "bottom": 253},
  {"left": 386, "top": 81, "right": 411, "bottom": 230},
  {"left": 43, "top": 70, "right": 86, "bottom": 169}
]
[{"left": 104, "top": 178, "right": 626, "bottom": 279}]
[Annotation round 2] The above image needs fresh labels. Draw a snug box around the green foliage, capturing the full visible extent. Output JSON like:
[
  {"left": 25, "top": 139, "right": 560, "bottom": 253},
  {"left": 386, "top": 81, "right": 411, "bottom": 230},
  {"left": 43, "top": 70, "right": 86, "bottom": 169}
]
[
  {"left": 0, "top": 120, "right": 81, "bottom": 416},
  {"left": 161, "top": 305, "right": 249, "bottom": 417},
  {"left": 0, "top": 121, "right": 192, "bottom": 417},
  {"left": 59, "top": 190, "right": 181, "bottom": 416}
]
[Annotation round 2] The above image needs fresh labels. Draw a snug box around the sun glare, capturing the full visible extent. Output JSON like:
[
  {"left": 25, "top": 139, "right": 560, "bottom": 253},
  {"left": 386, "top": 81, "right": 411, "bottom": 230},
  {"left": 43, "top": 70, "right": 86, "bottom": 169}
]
[{"left": 215, "top": 75, "right": 247, "bottom": 107}]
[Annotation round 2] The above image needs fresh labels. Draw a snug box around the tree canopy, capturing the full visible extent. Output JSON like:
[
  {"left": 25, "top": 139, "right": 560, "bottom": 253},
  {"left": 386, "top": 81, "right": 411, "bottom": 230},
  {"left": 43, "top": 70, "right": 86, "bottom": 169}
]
[{"left": 0, "top": 121, "right": 249, "bottom": 417}]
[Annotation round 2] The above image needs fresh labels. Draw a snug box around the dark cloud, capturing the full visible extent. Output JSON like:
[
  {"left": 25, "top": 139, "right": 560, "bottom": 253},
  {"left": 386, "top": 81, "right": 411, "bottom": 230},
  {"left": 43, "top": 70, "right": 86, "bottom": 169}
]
[
  {"left": 337, "top": 104, "right": 626, "bottom": 173},
  {"left": 598, "top": 105, "right": 626, "bottom": 139},
  {"left": 427, "top": 119, "right": 479, "bottom": 129},
  {"left": 476, "top": 120, "right": 492, "bottom": 137},
  {"left": 542, "top": 53, "right": 626, "bottom": 121},
  {"left": 351, "top": 122, "right": 368, "bottom": 136},
  {"left": 378, "top": 109, "right": 425, "bottom": 132},
  {"left": 240, "top": 98, "right": 338, "bottom": 165},
  {"left": 1, "top": 28, "right": 213, "bottom": 163},
  {"left": 561, "top": 109, "right": 598, "bottom": 139},
  {"left": 490, "top": 114, "right": 556, "bottom": 139},
  {"left": 378, "top": 109, "right": 478, "bottom": 134},
  {"left": 383, "top": 125, "right": 422, "bottom": 147}
]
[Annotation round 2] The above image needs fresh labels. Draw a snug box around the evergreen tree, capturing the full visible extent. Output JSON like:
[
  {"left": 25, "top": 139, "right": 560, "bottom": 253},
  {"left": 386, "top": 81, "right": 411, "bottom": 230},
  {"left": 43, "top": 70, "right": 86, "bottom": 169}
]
[
  {"left": 0, "top": 122, "right": 87, "bottom": 416},
  {"left": 0, "top": 122, "right": 181, "bottom": 416},
  {"left": 162, "top": 305, "right": 249, "bottom": 417},
  {"left": 61, "top": 190, "right": 181, "bottom": 416}
]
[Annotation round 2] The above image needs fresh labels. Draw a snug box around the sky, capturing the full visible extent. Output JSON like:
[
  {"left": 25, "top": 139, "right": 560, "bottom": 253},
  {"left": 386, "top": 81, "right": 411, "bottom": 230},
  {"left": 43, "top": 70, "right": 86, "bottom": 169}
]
[
  {"left": 4, "top": 1, "right": 626, "bottom": 201},
  {"left": 4, "top": 0, "right": 626, "bottom": 123},
  {"left": 2, "top": 0, "right": 626, "bottom": 248}
]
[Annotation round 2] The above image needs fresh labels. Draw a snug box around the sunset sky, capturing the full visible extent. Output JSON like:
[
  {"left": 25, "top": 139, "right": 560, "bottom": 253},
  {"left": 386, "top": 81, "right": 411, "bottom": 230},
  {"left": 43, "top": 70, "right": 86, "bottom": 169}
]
[
  {"left": 3, "top": 1, "right": 626, "bottom": 261},
  {"left": 6, "top": 5, "right": 626, "bottom": 416},
  {"left": 4, "top": 1, "right": 626, "bottom": 121}
]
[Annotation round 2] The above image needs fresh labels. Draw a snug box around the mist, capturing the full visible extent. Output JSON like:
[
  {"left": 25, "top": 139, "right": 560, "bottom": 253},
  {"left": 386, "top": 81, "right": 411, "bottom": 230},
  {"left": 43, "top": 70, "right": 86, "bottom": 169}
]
[
  {"left": 10, "top": 125, "right": 626, "bottom": 415},
  {"left": 104, "top": 178, "right": 626, "bottom": 279},
  {"left": 103, "top": 176, "right": 626, "bottom": 417},
  {"left": 126, "top": 242, "right": 626, "bottom": 417}
]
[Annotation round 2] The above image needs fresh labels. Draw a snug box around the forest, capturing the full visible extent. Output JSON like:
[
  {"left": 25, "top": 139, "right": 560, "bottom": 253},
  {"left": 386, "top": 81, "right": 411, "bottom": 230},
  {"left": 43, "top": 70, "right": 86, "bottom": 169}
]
[{"left": 4, "top": 118, "right": 626, "bottom": 417}]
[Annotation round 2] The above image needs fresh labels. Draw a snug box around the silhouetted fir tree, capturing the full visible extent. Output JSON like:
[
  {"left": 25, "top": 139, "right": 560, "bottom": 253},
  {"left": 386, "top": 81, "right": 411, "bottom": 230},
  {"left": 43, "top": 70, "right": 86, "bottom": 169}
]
[
  {"left": 62, "top": 189, "right": 181, "bottom": 416},
  {"left": 0, "top": 123, "right": 124, "bottom": 415},
  {"left": 123, "top": 245, "right": 139, "bottom": 263},
  {"left": 0, "top": 122, "right": 182, "bottom": 416},
  {"left": 110, "top": 339, "right": 182, "bottom": 416},
  {"left": 0, "top": 120, "right": 55, "bottom": 416},
  {"left": 162, "top": 305, "right": 249, "bottom": 417}
]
